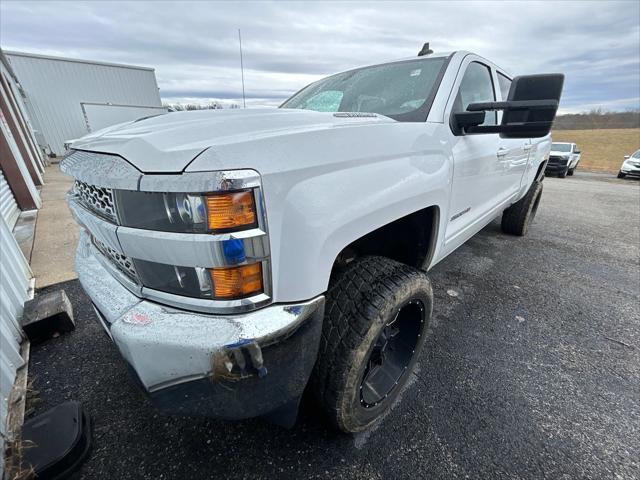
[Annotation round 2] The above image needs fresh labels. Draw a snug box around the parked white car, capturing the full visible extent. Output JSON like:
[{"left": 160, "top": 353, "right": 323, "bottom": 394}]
[
  {"left": 545, "top": 142, "right": 581, "bottom": 177},
  {"left": 618, "top": 149, "right": 640, "bottom": 178},
  {"left": 61, "top": 48, "right": 563, "bottom": 432}
]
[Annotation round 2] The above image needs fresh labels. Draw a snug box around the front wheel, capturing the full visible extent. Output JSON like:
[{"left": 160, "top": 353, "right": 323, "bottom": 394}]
[
  {"left": 501, "top": 180, "right": 543, "bottom": 236},
  {"left": 312, "top": 256, "right": 432, "bottom": 433},
  {"left": 567, "top": 167, "right": 575, "bottom": 176},
  {"left": 618, "top": 171, "right": 626, "bottom": 179},
  {"left": 558, "top": 167, "right": 568, "bottom": 178}
]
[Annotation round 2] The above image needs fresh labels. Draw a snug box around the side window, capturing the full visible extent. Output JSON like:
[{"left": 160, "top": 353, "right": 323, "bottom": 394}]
[
  {"left": 453, "top": 62, "right": 497, "bottom": 126},
  {"left": 497, "top": 72, "right": 512, "bottom": 101}
]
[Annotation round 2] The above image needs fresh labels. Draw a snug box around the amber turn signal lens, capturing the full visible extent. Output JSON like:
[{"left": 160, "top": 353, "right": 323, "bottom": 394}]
[
  {"left": 206, "top": 191, "right": 257, "bottom": 231},
  {"left": 210, "top": 263, "right": 263, "bottom": 299}
]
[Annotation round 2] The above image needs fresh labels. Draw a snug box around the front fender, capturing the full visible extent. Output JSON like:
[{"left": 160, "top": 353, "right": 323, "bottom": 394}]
[
  {"left": 263, "top": 125, "right": 451, "bottom": 302},
  {"left": 272, "top": 154, "right": 450, "bottom": 302}
]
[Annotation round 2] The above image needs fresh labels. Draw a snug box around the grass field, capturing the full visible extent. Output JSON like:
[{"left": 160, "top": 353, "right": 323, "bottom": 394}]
[{"left": 551, "top": 128, "right": 640, "bottom": 172}]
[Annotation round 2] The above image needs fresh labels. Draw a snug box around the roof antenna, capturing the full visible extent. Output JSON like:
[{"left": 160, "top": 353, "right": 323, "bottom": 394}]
[
  {"left": 238, "top": 29, "right": 246, "bottom": 108},
  {"left": 418, "top": 43, "right": 433, "bottom": 57}
]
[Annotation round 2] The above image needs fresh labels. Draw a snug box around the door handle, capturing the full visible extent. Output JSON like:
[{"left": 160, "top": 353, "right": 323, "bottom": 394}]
[
  {"left": 496, "top": 147, "right": 508, "bottom": 158},
  {"left": 523, "top": 144, "right": 533, "bottom": 151}
]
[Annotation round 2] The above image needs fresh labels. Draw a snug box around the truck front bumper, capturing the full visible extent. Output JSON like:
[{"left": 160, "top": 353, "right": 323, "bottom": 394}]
[{"left": 75, "top": 232, "right": 324, "bottom": 422}]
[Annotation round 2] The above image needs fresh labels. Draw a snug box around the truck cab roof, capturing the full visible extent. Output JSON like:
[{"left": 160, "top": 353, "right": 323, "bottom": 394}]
[{"left": 346, "top": 51, "right": 511, "bottom": 79}]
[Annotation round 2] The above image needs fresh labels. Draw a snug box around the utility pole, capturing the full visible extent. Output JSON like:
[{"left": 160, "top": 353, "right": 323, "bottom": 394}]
[{"left": 238, "top": 29, "right": 246, "bottom": 108}]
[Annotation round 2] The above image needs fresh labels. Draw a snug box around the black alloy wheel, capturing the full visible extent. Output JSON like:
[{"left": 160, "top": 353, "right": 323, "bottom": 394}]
[{"left": 360, "top": 300, "right": 425, "bottom": 408}]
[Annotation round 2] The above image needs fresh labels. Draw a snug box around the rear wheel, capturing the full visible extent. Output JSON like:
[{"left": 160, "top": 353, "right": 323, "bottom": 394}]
[
  {"left": 501, "top": 180, "right": 543, "bottom": 236},
  {"left": 312, "top": 256, "right": 432, "bottom": 433}
]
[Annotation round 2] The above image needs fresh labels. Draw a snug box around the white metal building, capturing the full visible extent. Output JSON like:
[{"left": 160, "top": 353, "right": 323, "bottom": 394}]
[
  {"left": 1, "top": 48, "right": 42, "bottom": 476},
  {"left": 5, "top": 51, "right": 166, "bottom": 156}
]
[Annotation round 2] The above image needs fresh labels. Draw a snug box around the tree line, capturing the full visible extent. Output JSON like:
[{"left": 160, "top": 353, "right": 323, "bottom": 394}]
[{"left": 554, "top": 109, "right": 640, "bottom": 130}]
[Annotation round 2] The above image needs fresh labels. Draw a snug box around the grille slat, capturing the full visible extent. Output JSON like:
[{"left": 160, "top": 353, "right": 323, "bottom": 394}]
[
  {"left": 75, "top": 180, "right": 117, "bottom": 222},
  {"left": 92, "top": 237, "right": 138, "bottom": 281}
]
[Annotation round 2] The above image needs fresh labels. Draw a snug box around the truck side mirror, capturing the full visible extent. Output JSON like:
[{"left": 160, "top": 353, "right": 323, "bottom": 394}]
[
  {"left": 456, "top": 73, "right": 565, "bottom": 138},
  {"left": 574, "top": 149, "right": 581, "bottom": 154},
  {"left": 452, "top": 111, "right": 486, "bottom": 131}
]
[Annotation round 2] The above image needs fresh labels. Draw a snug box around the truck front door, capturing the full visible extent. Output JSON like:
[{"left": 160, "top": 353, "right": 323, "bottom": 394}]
[{"left": 445, "top": 59, "right": 502, "bottom": 249}]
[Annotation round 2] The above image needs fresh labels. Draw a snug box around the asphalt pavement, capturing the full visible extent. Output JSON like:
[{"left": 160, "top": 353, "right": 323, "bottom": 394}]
[{"left": 30, "top": 172, "right": 640, "bottom": 479}]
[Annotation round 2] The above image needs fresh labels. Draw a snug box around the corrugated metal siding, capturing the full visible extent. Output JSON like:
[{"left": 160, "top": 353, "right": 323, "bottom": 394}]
[
  {"left": 6, "top": 52, "right": 163, "bottom": 156},
  {"left": 0, "top": 68, "right": 44, "bottom": 187},
  {"left": 0, "top": 213, "right": 30, "bottom": 470},
  {"left": 0, "top": 168, "right": 19, "bottom": 229},
  {"left": 0, "top": 109, "right": 41, "bottom": 210},
  {"left": 3, "top": 68, "right": 45, "bottom": 173}
]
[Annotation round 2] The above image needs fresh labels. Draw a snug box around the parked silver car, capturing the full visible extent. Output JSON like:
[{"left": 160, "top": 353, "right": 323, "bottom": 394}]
[{"left": 618, "top": 149, "right": 640, "bottom": 178}]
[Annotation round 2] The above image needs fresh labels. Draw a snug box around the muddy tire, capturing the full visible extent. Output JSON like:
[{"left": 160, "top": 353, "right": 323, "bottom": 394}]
[
  {"left": 312, "top": 256, "right": 432, "bottom": 433},
  {"left": 501, "top": 180, "right": 543, "bottom": 236}
]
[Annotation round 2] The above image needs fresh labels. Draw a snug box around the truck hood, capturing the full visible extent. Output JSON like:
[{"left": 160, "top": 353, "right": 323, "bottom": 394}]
[{"left": 71, "top": 108, "right": 394, "bottom": 173}]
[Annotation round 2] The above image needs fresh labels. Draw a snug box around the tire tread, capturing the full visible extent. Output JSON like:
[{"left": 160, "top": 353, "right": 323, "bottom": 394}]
[
  {"left": 501, "top": 181, "right": 543, "bottom": 236},
  {"left": 312, "top": 256, "right": 431, "bottom": 431}
]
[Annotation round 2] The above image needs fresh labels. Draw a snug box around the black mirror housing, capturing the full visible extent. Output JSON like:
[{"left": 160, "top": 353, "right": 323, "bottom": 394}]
[
  {"left": 452, "top": 111, "right": 486, "bottom": 134},
  {"left": 456, "top": 73, "right": 564, "bottom": 138}
]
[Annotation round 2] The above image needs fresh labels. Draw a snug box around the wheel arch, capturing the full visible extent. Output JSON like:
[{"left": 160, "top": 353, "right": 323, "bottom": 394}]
[
  {"left": 329, "top": 205, "right": 440, "bottom": 280},
  {"left": 535, "top": 159, "right": 547, "bottom": 182}
]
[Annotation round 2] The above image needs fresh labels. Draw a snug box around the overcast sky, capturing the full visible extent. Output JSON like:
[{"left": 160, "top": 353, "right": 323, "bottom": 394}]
[{"left": 1, "top": 0, "right": 639, "bottom": 113}]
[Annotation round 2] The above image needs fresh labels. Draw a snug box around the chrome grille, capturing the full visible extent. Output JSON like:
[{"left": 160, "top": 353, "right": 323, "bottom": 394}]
[
  {"left": 548, "top": 156, "right": 568, "bottom": 167},
  {"left": 75, "top": 180, "right": 117, "bottom": 222},
  {"left": 92, "top": 237, "right": 138, "bottom": 280}
]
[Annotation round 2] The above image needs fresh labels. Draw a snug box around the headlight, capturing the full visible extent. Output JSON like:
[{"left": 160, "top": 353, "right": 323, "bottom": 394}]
[
  {"left": 111, "top": 188, "right": 264, "bottom": 300},
  {"left": 133, "top": 259, "right": 264, "bottom": 300},
  {"left": 114, "top": 189, "right": 258, "bottom": 233}
]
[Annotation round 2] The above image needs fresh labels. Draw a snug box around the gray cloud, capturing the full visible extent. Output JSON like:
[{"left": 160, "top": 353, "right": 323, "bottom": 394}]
[{"left": 1, "top": 0, "right": 638, "bottom": 112}]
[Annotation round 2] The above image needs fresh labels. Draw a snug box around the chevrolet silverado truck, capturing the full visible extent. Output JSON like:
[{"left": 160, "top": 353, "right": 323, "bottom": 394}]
[
  {"left": 61, "top": 49, "right": 563, "bottom": 433},
  {"left": 545, "top": 142, "right": 581, "bottom": 177}
]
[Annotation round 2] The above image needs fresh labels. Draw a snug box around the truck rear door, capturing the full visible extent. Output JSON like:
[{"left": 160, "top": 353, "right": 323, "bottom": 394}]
[{"left": 494, "top": 71, "right": 532, "bottom": 195}]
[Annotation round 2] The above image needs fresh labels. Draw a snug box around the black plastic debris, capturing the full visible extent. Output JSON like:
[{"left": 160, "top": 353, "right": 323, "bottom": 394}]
[
  {"left": 20, "top": 401, "right": 92, "bottom": 479},
  {"left": 21, "top": 290, "right": 75, "bottom": 343}
]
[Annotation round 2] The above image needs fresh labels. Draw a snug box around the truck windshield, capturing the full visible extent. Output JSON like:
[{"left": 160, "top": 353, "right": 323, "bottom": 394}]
[
  {"left": 281, "top": 57, "right": 447, "bottom": 122},
  {"left": 552, "top": 143, "right": 572, "bottom": 152}
]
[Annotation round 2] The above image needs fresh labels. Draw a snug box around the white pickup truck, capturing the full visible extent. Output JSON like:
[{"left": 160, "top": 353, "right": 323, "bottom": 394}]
[
  {"left": 546, "top": 142, "right": 581, "bottom": 177},
  {"left": 62, "top": 48, "right": 563, "bottom": 432}
]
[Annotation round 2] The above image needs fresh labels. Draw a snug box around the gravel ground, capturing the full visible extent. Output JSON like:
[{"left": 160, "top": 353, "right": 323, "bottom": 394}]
[{"left": 30, "top": 172, "right": 640, "bottom": 479}]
